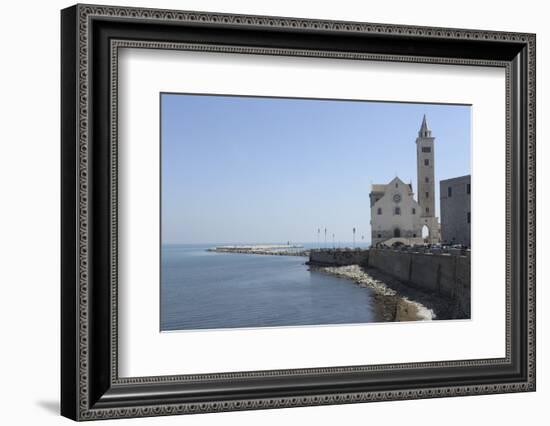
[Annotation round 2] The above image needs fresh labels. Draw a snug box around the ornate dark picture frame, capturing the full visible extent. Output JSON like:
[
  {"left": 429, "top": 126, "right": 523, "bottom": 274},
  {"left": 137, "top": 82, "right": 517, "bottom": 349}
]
[{"left": 61, "top": 4, "right": 536, "bottom": 421}]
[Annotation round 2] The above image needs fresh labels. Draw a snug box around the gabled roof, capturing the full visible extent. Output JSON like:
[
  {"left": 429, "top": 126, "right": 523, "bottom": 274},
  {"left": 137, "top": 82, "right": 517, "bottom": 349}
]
[
  {"left": 371, "top": 184, "right": 387, "bottom": 193},
  {"left": 370, "top": 176, "right": 416, "bottom": 202},
  {"left": 371, "top": 177, "right": 409, "bottom": 193}
]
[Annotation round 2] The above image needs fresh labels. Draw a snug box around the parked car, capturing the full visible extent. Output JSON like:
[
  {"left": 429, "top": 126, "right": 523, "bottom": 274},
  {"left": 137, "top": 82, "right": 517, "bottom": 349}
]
[{"left": 430, "top": 244, "right": 444, "bottom": 254}]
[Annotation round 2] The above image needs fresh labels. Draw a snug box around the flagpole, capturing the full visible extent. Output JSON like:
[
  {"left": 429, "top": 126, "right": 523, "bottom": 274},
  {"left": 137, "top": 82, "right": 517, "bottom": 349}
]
[{"left": 317, "top": 228, "right": 320, "bottom": 249}]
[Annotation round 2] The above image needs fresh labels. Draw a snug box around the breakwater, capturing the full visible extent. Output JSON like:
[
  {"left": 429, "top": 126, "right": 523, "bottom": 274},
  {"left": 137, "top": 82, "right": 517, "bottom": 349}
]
[
  {"left": 208, "top": 244, "right": 309, "bottom": 257},
  {"left": 309, "top": 248, "right": 470, "bottom": 318}
]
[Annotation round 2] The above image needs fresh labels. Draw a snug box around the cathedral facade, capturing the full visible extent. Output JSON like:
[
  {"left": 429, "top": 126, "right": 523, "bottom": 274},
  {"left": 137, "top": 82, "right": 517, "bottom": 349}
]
[{"left": 370, "top": 115, "right": 441, "bottom": 246}]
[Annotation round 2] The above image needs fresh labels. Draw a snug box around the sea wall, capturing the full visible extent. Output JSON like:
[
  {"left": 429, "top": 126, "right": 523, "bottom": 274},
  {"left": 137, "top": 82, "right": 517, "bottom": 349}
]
[
  {"left": 308, "top": 249, "right": 369, "bottom": 266},
  {"left": 308, "top": 248, "right": 470, "bottom": 317},
  {"left": 368, "top": 249, "right": 470, "bottom": 317}
]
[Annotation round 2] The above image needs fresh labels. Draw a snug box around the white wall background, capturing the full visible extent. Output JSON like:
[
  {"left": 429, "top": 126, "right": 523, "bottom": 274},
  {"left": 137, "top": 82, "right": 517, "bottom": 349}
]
[{"left": 0, "top": 0, "right": 546, "bottom": 424}]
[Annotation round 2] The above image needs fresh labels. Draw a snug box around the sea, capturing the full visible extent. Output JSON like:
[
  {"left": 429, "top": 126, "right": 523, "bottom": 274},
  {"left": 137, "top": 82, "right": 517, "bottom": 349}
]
[{"left": 160, "top": 243, "right": 377, "bottom": 331}]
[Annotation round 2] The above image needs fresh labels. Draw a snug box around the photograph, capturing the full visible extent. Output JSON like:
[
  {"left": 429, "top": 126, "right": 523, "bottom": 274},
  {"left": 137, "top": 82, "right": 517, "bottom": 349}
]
[
  {"left": 160, "top": 93, "right": 472, "bottom": 331},
  {"left": 57, "top": 3, "right": 536, "bottom": 421}
]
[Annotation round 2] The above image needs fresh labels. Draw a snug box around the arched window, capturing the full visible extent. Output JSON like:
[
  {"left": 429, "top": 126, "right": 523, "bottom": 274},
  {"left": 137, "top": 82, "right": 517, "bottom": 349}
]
[
  {"left": 394, "top": 207, "right": 401, "bottom": 215},
  {"left": 422, "top": 225, "right": 429, "bottom": 239}
]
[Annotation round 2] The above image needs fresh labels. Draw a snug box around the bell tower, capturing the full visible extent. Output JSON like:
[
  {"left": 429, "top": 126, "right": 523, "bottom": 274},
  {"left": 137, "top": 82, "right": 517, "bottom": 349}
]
[{"left": 416, "top": 115, "right": 435, "bottom": 218}]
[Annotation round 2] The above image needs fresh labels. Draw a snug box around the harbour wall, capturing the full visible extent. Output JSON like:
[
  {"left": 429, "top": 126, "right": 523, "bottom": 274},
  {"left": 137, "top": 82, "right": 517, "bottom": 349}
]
[
  {"left": 309, "top": 248, "right": 470, "bottom": 316},
  {"left": 308, "top": 249, "right": 369, "bottom": 266}
]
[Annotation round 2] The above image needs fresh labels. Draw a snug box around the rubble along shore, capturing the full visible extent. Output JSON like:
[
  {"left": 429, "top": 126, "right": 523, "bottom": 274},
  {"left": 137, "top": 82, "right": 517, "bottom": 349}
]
[
  {"left": 207, "top": 245, "right": 309, "bottom": 257},
  {"left": 312, "top": 264, "right": 448, "bottom": 322}
]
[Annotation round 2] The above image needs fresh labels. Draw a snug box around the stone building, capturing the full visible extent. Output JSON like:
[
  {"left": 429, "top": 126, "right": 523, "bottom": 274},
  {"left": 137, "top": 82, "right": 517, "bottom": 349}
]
[
  {"left": 370, "top": 177, "right": 422, "bottom": 245},
  {"left": 440, "top": 175, "right": 471, "bottom": 247},
  {"left": 370, "top": 115, "right": 440, "bottom": 246}
]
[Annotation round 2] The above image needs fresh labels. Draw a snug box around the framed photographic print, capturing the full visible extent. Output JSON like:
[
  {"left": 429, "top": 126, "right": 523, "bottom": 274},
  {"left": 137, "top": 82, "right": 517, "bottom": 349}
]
[{"left": 61, "top": 4, "right": 536, "bottom": 421}]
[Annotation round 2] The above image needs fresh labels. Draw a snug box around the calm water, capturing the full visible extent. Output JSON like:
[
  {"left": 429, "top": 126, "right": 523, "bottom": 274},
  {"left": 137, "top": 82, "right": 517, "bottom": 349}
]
[{"left": 161, "top": 244, "right": 377, "bottom": 331}]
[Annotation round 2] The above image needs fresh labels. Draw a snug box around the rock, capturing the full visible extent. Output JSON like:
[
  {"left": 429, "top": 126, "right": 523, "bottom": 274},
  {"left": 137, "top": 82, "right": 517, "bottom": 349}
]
[{"left": 314, "top": 264, "right": 439, "bottom": 321}]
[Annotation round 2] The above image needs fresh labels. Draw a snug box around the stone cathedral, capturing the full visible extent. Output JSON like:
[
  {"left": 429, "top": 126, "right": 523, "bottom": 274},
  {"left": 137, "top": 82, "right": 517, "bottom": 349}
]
[{"left": 370, "top": 115, "right": 441, "bottom": 246}]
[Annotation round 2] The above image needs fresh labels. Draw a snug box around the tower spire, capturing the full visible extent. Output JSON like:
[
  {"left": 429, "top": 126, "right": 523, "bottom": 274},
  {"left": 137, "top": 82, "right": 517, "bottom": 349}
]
[{"left": 419, "top": 114, "right": 431, "bottom": 138}]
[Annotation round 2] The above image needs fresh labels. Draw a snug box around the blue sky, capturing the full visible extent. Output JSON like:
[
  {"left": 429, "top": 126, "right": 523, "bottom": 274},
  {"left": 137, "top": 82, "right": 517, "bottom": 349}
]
[{"left": 161, "top": 93, "right": 470, "bottom": 245}]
